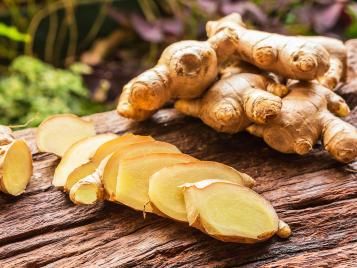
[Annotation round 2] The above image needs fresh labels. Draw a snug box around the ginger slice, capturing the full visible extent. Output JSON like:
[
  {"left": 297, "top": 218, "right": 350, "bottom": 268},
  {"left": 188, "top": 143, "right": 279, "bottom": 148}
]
[
  {"left": 115, "top": 153, "right": 197, "bottom": 212},
  {"left": 52, "top": 133, "right": 117, "bottom": 187},
  {"left": 65, "top": 161, "right": 98, "bottom": 192},
  {"left": 103, "top": 141, "right": 181, "bottom": 201},
  {"left": 69, "top": 170, "right": 104, "bottom": 205},
  {"left": 90, "top": 134, "right": 154, "bottom": 164},
  {"left": 148, "top": 161, "right": 255, "bottom": 222},
  {"left": 36, "top": 114, "right": 96, "bottom": 157},
  {"left": 64, "top": 134, "right": 153, "bottom": 192},
  {"left": 182, "top": 180, "right": 279, "bottom": 243},
  {"left": 0, "top": 139, "right": 33, "bottom": 196}
]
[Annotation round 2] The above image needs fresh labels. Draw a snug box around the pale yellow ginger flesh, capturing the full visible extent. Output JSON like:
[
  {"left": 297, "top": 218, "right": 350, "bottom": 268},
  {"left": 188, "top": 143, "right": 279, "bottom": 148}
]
[
  {"left": 115, "top": 153, "right": 196, "bottom": 212},
  {"left": 102, "top": 140, "right": 181, "bottom": 201},
  {"left": 68, "top": 138, "right": 173, "bottom": 205},
  {"left": 69, "top": 171, "right": 104, "bottom": 205},
  {"left": 277, "top": 219, "right": 292, "bottom": 238},
  {"left": 52, "top": 133, "right": 117, "bottom": 187},
  {"left": 0, "top": 139, "right": 33, "bottom": 196},
  {"left": 65, "top": 161, "right": 97, "bottom": 192},
  {"left": 36, "top": 114, "right": 96, "bottom": 157},
  {"left": 182, "top": 180, "right": 279, "bottom": 243},
  {"left": 148, "top": 161, "right": 255, "bottom": 222},
  {"left": 64, "top": 134, "right": 154, "bottom": 192},
  {"left": 90, "top": 134, "right": 154, "bottom": 164}
]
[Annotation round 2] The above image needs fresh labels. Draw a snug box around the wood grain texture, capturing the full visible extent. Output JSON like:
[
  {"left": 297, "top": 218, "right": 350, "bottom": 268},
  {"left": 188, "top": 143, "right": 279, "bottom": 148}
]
[{"left": 0, "top": 44, "right": 357, "bottom": 268}]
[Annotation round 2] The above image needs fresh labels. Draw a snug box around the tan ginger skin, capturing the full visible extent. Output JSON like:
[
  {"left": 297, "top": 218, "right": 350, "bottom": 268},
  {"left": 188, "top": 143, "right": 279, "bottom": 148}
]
[
  {"left": 301, "top": 36, "right": 347, "bottom": 90},
  {"left": 247, "top": 81, "right": 357, "bottom": 163},
  {"left": 175, "top": 72, "right": 288, "bottom": 134},
  {"left": 117, "top": 41, "right": 218, "bottom": 121},
  {"left": 206, "top": 13, "right": 330, "bottom": 81},
  {"left": 117, "top": 13, "right": 332, "bottom": 121}
]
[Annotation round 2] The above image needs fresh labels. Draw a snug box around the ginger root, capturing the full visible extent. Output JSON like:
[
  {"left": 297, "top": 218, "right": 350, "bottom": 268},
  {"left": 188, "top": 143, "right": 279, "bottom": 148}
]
[
  {"left": 117, "top": 41, "right": 218, "bottom": 120},
  {"left": 0, "top": 126, "right": 33, "bottom": 196},
  {"left": 247, "top": 81, "right": 357, "bottom": 163},
  {"left": 302, "top": 36, "right": 347, "bottom": 90},
  {"left": 182, "top": 180, "right": 281, "bottom": 243},
  {"left": 37, "top": 114, "right": 96, "bottom": 157},
  {"left": 148, "top": 161, "right": 255, "bottom": 222},
  {"left": 206, "top": 13, "right": 330, "bottom": 81},
  {"left": 175, "top": 72, "right": 287, "bottom": 133}
]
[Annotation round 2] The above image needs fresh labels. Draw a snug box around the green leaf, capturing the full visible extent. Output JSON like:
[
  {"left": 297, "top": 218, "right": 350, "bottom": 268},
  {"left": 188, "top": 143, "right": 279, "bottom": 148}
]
[{"left": 0, "top": 23, "right": 31, "bottom": 43}]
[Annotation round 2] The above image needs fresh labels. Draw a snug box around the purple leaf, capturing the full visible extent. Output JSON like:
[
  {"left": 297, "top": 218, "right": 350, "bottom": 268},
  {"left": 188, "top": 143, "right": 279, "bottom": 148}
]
[
  {"left": 197, "top": 0, "right": 219, "bottom": 14},
  {"left": 106, "top": 6, "right": 131, "bottom": 27},
  {"left": 158, "top": 18, "right": 184, "bottom": 37},
  {"left": 312, "top": 1, "right": 347, "bottom": 33},
  {"left": 130, "top": 14, "right": 164, "bottom": 43},
  {"left": 221, "top": 0, "right": 268, "bottom": 25}
]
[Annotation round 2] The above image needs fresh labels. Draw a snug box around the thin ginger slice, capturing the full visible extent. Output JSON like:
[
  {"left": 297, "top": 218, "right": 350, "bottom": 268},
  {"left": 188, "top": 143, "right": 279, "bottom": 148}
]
[
  {"left": 64, "top": 134, "right": 153, "bottom": 192},
  {"left": 69, "top": 170, "right": 104, "bottom": 205},
  {"left": 90, "top": 134, "right": 154, "bottom": 164},
  {"left": 116, "top": 153, "right": 197, "bottom": 212},
  {"left": 148, "top": 161, "right": 255, "bottom": 222},
  {"left": 102, "top": 140, "right": 181, "bottom": 201},
  {"left": 36, "top": 114, "right": 96, "bottom": 157},
  {"left": 52, "top": 133, "right": 117, "bottom": 187},
  {"left": 68, "top": 140, "right": 179, "bottom": 205},
  {"left": 0, "top": 140, "right": 33, "bottom": 196},
  {"left": 65, "top": 161, "right": 98, "bottom": 192},
  {"left": 182, "top": 180, "right": 280, "bottom": 243}
]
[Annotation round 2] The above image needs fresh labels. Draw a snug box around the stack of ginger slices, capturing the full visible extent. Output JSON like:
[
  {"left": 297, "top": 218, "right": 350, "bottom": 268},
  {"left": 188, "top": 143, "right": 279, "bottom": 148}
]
[{"left": 36, "top": 114, "right": 291, "bottom": 244}]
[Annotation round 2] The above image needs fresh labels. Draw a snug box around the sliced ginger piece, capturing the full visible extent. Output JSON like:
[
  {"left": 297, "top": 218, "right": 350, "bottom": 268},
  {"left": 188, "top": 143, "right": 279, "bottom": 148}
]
[
  {"left": 90, "top": 134, "right": 154, "bottom": 164},
  {"left": 65, "top": 161, "right": 97, "bottom": 192},
  {"left": 64, "top": 134, "right": 153, "bottom": 192},
  {"left": 148, "top": 161, "right": 255, "bottom": 222},
  {"left": 68, "top": 139, "right": 180, "bottom": 203},
  {"left": 36, "top": 114, "right": 96, "bottom": 157},
  {"left": 68, "top": 156, "right": 109, "bottom": 205},
  {"left": 0, "top": 140, "right": 33, "bottom": 196},
  {"left": 69, "top": 170, "right": 104, "bottom": 205},
  {"left": 53, "top": 133, "right": 117, "bottom": 187},
  {"left": 182, "top": 180, "right": 279, "bottom": 243},
  {"left": 116, "top": 153, "right": 197, "bottom": 212},
  {"left": 102, "top": 140, "right": 181, "bottom": 201}
]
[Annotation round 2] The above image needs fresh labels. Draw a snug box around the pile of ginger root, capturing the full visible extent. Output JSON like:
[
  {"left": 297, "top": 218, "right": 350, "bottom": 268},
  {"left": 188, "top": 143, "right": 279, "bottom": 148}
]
[{"left": 117, "top": 13, "right": 357, "bottom": 163}]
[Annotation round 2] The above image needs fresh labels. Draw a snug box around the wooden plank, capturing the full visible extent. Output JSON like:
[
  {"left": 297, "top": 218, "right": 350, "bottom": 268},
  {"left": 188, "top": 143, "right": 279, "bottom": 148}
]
[
  {"left": 1, "top": 198, "right": 355, "bottom": 267},
  {"left": 0, "top": 106, "right": 355, "bottom": 267}
]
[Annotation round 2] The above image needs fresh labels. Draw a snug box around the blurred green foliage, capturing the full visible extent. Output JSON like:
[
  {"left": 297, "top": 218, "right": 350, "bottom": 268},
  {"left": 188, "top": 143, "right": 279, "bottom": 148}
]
[
  {"left": 0, "top": 56, "right": 106, "bottom": 127},
  {"left": 0, "top": 23, "right": 30, "bottom": 42}
]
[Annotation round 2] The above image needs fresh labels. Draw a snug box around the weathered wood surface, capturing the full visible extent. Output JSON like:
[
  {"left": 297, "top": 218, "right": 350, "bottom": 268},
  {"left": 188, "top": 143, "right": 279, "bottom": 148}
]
[{"left": 1, "top": 45, "right": 357, "bottom": 268}]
